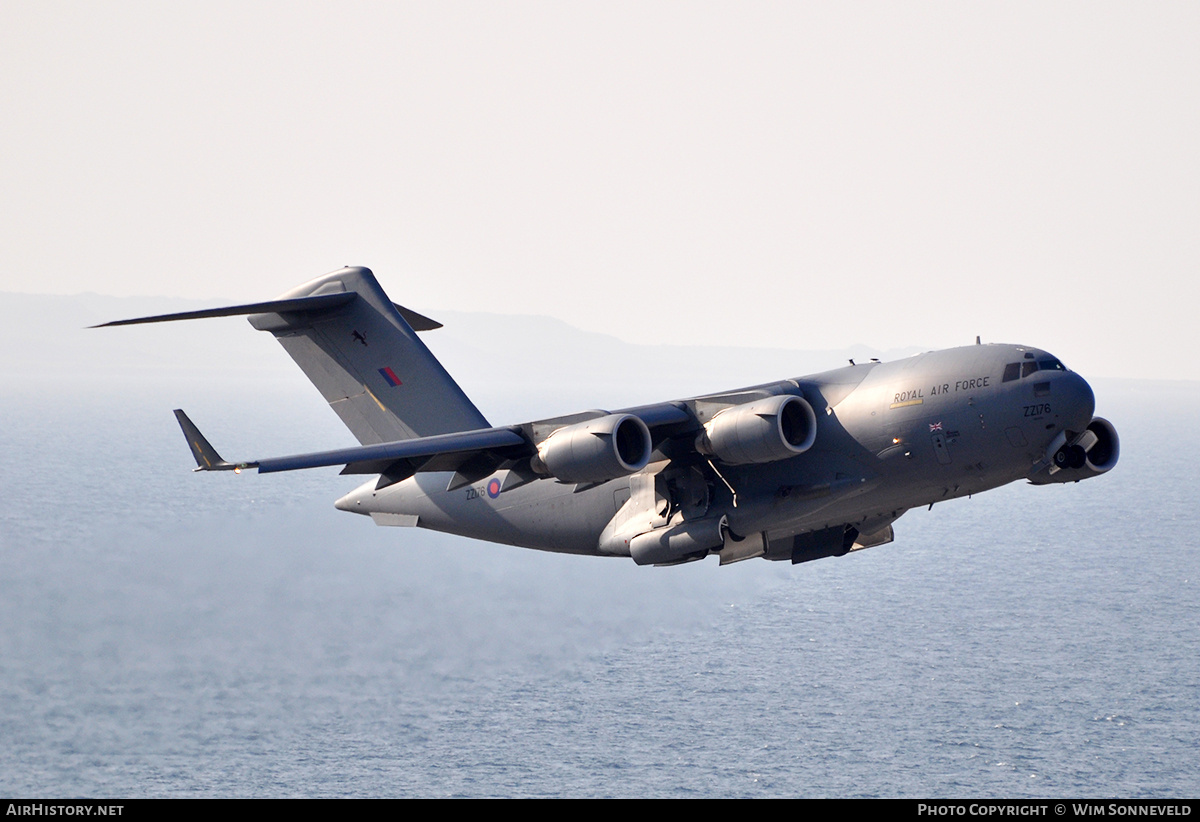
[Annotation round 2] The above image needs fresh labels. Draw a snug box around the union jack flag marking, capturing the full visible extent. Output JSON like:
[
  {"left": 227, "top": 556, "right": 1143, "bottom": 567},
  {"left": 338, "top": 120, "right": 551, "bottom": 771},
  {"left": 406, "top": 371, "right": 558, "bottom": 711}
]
[{"left": 929, "top": 421, "right": 943, "bottom": 432}]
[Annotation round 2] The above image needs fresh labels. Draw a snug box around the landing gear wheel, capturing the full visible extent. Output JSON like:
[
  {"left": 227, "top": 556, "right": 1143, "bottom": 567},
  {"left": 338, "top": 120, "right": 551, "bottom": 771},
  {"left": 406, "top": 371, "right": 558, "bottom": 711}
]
[
  {"left": 1054, "top": 444, "right": 1088, "bottom": 470},
  {"left": 1067, "top": 444, "right": 1087, "bottom": 469}
]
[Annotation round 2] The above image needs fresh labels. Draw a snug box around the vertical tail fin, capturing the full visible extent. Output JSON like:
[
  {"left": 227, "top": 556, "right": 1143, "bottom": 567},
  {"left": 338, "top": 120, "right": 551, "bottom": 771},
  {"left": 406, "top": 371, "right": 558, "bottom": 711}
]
[{"left": 247, "top": 267, "right": 490, "bottom": 445}]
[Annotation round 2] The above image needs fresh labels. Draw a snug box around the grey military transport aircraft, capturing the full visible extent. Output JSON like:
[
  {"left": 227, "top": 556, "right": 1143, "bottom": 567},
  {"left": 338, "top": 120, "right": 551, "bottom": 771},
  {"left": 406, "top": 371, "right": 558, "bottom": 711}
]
[{"left": 98, "top": 266, "right": 1119, "bottom": 567}]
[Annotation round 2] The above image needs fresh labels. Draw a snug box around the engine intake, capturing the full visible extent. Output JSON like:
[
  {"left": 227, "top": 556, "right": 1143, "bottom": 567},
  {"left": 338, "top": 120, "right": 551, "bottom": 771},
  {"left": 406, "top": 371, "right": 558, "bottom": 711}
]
[
  {"left": 696, "top": 394, "right": 818, "bottom": 465},
  {"left": 1031, "top": 417, "right": 1120, "bottom": 485},
  {"left": 532, "top": 413, "right": 652, "bottom": 484}
]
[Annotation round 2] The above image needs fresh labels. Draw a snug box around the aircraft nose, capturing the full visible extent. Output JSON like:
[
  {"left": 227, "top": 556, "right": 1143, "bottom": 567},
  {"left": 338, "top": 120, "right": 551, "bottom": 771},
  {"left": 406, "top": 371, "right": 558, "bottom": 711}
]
[{"left": 1059, "top": 371, "right": 1096, "bottom": 431}]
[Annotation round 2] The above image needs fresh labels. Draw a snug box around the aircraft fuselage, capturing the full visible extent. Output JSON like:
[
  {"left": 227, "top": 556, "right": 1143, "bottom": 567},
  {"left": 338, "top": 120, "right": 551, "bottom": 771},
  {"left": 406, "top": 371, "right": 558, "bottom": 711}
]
[
  {"left": 337, "top": 342, "right": 1107, "bottom": 565},
  {"left": 103, "top": 267, "right": 1116, "bottom": 568}
]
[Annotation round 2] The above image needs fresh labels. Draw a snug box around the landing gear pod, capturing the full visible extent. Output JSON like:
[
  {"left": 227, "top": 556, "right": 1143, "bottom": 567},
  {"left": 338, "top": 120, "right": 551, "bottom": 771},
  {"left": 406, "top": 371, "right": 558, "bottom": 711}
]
[
  {"left": 628, "top": 517, "right": 726, "bottom": 566},
  {"left": 532, "top": 414, "right": 653, "bottom": 484},
  {"left": 696, "top": 394, "right": 818, "bottom": 465}
]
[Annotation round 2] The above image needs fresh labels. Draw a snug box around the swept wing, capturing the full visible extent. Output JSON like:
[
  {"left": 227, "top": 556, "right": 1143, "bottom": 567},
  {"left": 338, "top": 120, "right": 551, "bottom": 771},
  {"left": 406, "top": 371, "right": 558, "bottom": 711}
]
[{"left": 172, "top": 403, "right": 694, "bottom": 489}]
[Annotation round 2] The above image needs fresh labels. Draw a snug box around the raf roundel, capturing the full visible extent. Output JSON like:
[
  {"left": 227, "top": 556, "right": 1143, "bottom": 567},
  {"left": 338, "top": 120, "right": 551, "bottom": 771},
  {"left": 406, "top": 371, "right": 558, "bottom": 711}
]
[{"left": 486, "top": 478, "right": 501, "bottom": 499}]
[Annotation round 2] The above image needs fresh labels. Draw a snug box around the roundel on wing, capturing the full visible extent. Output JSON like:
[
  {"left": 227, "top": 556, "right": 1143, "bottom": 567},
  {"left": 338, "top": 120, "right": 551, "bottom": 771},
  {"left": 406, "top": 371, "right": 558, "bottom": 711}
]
[{"left": 487, "top": 478, "right": 502, "bottom": 499}]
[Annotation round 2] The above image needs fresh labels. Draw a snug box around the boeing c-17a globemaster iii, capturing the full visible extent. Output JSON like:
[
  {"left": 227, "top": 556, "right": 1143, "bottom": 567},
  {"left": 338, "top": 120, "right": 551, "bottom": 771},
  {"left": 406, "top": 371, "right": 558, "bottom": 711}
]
[{"left": 98, "top": 266, "right": 1119, "bottom": 567}]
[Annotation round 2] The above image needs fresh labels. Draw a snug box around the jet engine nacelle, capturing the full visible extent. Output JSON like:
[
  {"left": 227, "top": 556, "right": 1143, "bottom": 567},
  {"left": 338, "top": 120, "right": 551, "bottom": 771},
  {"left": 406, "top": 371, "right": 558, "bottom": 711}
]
[
  {"left": 533, "top": 413, "right": 653, "bottom": 484},
  {"left": 1031, "top": 417, "right": 1120, "bottom": 485},
  {"left": 696, "top": 394, "right": 818, "bottom": 465}
]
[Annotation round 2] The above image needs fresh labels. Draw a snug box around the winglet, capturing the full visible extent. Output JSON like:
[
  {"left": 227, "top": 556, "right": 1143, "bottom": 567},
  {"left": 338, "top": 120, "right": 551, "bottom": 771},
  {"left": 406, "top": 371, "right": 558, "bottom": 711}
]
[{"left": 173, "top": 410, "right": 256, "bottom": 472}]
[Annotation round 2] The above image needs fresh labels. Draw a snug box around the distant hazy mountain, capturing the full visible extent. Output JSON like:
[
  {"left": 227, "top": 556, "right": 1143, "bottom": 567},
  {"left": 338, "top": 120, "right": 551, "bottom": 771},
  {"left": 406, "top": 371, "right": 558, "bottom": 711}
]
[{"left": 0, "top": 291, "right": 923, "bottom": 421}]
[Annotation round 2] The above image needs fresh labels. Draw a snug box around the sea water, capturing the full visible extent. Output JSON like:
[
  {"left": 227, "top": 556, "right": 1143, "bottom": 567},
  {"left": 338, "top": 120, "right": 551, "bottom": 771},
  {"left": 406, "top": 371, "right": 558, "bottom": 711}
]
[{"left": 0, "top": 369, "right": 1196, "bottom": 798}]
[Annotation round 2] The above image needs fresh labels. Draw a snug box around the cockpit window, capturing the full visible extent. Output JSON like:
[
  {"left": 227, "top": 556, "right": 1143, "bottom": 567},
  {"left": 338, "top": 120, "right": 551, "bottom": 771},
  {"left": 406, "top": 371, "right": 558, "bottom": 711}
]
[{"left": 1005, "top": 356, "right": 1069, "bottom": 383}]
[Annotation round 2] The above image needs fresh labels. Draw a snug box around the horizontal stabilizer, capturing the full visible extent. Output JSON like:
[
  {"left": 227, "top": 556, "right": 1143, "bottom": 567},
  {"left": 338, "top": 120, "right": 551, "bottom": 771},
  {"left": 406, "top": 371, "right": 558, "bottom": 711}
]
[
  {"left": 93, "top": 292, "right": 444, "bottom": 332},
  {"left": 392, "top": 303, "right": 442, "bottom": 331},
  {"left": 173, "top": 409, "right": 254, "bottom": 472},
  {"left": 91, "top": 292, "right": 358, "bottom": 328}
]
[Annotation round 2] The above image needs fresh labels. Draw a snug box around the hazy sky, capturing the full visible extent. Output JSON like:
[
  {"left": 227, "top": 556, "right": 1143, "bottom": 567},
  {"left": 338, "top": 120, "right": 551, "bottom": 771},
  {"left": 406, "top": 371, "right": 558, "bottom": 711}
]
[{"left": 2, "top": 2, "right": 1197, "bottom": 380}]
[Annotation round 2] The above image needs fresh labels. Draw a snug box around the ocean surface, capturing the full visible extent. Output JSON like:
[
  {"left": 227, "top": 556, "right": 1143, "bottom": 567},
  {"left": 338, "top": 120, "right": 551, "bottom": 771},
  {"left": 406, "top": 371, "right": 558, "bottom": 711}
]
[{"left": 1, "top": 312, "right": 1197, "bottom": 796}]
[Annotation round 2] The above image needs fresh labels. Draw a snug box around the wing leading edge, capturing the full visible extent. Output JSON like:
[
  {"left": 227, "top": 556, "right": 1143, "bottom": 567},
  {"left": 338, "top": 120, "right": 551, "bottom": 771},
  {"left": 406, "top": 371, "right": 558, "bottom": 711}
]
[
  {"left": 173, "top": 409, "right": 528, "bottom": 486},
  {"left": 173, "top": 402, "right": 696, "bottom": 490}
]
